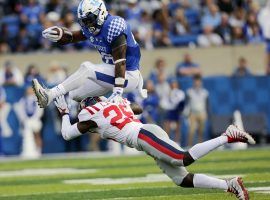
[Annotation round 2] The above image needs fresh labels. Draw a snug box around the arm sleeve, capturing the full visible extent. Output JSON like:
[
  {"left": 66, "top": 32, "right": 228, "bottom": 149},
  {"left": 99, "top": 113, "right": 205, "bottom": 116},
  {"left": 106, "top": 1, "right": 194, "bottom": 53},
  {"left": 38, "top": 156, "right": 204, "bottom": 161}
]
[
  {"left": 61, "top": 115, "right": 82, "bottom": 141},
  {"left": 78, "top": 108, "right": 93, "bottom": 122},
  {"left": 106, "top": 17, "right": 127, "bottom": 44}
]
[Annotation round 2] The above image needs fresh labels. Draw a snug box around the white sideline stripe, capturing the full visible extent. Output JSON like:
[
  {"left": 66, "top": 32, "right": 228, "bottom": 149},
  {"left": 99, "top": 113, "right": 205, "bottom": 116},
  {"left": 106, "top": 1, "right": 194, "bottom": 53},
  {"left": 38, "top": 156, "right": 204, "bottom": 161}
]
[
  {"left": 0, "top": 168, "right": 97, "bottom": 177},
  {"left": 63, "top": 174, "right": 244, "bottom": 185}
]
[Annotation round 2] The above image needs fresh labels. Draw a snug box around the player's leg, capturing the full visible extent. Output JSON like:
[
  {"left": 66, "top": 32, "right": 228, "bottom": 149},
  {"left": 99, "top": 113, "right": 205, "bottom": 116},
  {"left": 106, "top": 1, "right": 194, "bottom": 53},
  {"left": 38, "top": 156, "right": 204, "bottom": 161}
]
[
  {"left": 33, "top": 61, "right": 98, "bottom": 107},
  {"left": 188, "top": 125, "right": 255, "bottom": 162},
  {"left": 197, "top": 113, "right": 206, "bottom": 143},
  {"left": 155, "top": 159, "right": 249, "bottom": 200},
  {"left": 68, "top": 78, "right": 110, "bottom": 102},
  {"left": 137, "top": 124, "right": 255, "bottom": 167},
  {"left": 33, "top": 62, "right": 142, "bottom": 107},
  {"left": 137, "top": 124, "right": 191, "bottom": 166},
  {"left": 89, "top": 63, "right": 141, "bottom": 93},
  {"left": 188, "top": 113, "right": 197, "bottom": 146}
]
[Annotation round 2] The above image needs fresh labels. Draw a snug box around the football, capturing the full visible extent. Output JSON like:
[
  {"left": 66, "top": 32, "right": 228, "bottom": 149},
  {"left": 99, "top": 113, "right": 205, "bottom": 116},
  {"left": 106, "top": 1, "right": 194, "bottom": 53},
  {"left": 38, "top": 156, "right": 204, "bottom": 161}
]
[{"left": 53, "top": 27, "right": 73, "bottom": 45}]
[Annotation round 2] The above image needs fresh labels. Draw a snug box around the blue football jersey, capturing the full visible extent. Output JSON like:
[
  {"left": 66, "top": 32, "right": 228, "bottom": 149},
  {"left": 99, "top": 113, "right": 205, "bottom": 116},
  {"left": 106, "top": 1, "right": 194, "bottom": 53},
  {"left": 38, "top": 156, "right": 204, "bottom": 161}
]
[{"left": 81, "top": 14, "right": 141, "bottom": 71}]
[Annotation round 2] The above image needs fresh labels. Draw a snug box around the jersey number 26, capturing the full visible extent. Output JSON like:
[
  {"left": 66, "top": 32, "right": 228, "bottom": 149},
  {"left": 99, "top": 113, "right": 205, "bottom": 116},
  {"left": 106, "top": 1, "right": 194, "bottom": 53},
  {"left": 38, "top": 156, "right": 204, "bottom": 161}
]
[{"left": 103, "top": 105, "right": 139, "bottom": 130}]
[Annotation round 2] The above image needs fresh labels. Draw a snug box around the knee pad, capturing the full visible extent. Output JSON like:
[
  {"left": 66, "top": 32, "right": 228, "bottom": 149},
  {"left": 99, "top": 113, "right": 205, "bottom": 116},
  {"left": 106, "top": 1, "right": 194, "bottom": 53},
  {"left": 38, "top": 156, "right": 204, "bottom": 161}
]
[
  {"left": 180, "top": 173, "right": 194, "bottom": 188},
  {"left": 183, "top": 152, "right": 195, "bottom": 166}
]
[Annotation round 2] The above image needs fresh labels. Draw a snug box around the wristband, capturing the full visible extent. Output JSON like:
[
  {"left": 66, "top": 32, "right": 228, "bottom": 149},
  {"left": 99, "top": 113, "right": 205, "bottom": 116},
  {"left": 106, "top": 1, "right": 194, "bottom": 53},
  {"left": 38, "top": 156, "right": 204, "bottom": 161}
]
[
  {"left": 114, "top": 58, "right": 126, "bottom": 64},
  {"left": 61, "top": 112, "right": 69, "bottom": 117},
  {"left": 115, "top": 77, "right": 125, "bottom": 86}
]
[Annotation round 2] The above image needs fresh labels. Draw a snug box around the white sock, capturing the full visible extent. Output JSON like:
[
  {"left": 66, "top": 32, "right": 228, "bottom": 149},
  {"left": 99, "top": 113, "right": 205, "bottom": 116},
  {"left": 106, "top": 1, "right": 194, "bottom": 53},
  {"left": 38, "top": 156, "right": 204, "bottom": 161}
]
[
  {"left": 188, "top": 136, "right": 228, "bottom": 160},
  {"left": 50, "top": 84, "right": 67, "bottom": 99},
  {"left": 193, "top": 174, "right": 228, "bottom": 190}
]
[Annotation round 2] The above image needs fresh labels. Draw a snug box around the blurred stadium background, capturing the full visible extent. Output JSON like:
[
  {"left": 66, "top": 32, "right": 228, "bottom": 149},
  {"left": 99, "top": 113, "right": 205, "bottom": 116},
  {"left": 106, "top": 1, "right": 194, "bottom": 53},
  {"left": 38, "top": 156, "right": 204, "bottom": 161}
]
[{"left": 1, "top": 0, "right": 270, "bottom": 199}]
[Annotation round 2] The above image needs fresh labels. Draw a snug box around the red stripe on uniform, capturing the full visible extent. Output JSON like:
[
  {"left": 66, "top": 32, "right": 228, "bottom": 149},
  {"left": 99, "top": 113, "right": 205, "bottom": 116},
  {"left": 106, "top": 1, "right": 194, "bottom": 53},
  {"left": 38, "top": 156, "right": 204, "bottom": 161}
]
[
  {"left": 84, "top": 107, "right": 95, "bottom": 115},
  {"left": 138, "top": 133, "right": 184, "bottom": 160},
  {"left": 91, "top": 105, "right": 100, "bottom": 111}
]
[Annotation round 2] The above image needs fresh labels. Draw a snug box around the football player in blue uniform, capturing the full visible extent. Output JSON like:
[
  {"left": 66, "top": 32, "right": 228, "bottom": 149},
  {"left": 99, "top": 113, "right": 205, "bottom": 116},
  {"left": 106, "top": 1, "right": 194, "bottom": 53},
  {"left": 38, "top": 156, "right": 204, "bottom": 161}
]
[{"left": 33, "top": 0, "right": 147, "bottom": 108}]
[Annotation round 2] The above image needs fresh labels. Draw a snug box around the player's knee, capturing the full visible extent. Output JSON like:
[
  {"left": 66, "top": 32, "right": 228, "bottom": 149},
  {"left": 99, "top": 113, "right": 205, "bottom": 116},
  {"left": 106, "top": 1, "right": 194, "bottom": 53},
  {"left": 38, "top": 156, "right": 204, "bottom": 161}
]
[
  {"left": 180, "top": 173, "right": 194, "bottom": 188},
  {"left": 183, "top": 152, "right": 195, "bottom": 166},
  {"left": 80, "top": 61, "right": 94, "bottom": 72},
  {"left": 172, "top": 176, "right": 184, "bottom": 186}
]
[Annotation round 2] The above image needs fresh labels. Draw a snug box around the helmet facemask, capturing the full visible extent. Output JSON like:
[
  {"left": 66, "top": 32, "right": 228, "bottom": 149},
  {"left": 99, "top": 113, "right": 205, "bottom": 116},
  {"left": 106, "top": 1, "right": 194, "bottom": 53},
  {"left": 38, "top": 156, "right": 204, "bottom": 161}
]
[{"left": 79, "top": 11, "right": 100, "bottom": 35}]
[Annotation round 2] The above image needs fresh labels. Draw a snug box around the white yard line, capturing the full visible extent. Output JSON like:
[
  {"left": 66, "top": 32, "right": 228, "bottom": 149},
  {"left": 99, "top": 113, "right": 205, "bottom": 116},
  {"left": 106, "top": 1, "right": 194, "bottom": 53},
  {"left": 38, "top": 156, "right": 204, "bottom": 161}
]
[
  {"left": 0, "top": 168, "right": 97, "bottom": 177},
  {"left": 63, "top": 174, "right": 244, "bottom": 185},
  {"left": 0, "top": 151, "right": 144, "bottom": 162},
  {"left": 248, "top": 186, "right": 270, "bottom": 191},
  {"left": 248, "top": 186, "right": 270, "bottom": 195}
]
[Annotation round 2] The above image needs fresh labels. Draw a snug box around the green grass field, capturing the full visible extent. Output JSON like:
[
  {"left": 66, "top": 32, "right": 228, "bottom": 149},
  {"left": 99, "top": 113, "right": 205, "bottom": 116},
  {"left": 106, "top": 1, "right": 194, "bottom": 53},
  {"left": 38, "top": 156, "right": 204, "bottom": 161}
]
[{"left": 0, "top": 147, "right": 270, "bottom": 200}]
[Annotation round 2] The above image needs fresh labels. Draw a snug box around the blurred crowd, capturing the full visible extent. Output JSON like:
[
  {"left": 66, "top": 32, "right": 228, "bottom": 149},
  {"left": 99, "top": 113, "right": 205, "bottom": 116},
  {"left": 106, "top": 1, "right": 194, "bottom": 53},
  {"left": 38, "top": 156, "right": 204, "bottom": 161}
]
[
  {"left": 0, "top": 52, "right": 256, "bottom": 154},
  {"left": 0, "top": 0, "right": 269, "bottom": 53}
]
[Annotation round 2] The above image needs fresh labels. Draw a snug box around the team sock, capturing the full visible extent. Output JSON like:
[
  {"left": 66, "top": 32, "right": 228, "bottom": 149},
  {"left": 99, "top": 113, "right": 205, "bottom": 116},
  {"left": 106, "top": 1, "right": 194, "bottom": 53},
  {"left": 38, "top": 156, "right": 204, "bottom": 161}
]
[
  {"left": 188, "top": 136, "right": 228, "bottom": 160},
  {"left": 193, "top": 174, "right": 228, "bottom": 190},
  {"left": 50, "top": 84, "right": 66, "bottom": 99}
]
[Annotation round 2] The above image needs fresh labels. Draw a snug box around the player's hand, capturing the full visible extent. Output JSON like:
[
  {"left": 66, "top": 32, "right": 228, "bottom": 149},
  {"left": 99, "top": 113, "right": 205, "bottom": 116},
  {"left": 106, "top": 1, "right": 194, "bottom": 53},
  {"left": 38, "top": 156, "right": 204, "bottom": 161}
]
[
  {"left": 107, "top": 87, "right": 124, "bottom": 104},
  {"left": 54, "top": 95, "right": 69, "bottom": 116},
  {"left": 42, "top": 26, "right": 63, "bottom": 42}
]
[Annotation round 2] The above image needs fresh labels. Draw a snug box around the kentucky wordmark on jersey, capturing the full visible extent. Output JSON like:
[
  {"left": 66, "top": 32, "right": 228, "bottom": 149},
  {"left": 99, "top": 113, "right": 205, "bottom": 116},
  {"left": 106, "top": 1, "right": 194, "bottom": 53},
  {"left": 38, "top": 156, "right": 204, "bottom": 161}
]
[{"left": 81, "top": 15, "right": 141, "bottom": 71}]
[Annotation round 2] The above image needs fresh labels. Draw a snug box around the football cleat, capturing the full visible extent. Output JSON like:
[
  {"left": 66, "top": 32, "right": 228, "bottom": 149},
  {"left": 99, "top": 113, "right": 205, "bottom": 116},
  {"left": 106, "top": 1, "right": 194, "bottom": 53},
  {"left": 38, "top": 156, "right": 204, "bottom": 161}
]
[
  {"left": 222, "top": 125, "right": 256, "bottom": 144},
  {"left": 226, "top": 177, "right": 249, "bottom": 200},
  {"left": 32, "top": 79, "right": 51, "bottom": 108}
]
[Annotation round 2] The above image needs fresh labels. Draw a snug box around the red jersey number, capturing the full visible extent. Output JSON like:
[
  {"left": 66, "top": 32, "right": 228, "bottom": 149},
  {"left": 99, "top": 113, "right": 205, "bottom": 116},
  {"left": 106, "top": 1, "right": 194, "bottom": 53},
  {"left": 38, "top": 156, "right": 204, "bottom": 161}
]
[{"left": 103, "top": 104, "right": 139, "bottom": 130}]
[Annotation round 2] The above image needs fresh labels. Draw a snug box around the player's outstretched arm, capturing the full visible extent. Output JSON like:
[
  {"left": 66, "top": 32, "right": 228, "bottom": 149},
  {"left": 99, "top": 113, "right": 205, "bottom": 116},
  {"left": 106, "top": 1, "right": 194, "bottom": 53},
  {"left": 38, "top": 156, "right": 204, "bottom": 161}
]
[
  {"left": 42, "top": 26, "right": 87, "bottom": 45},
  {"left": 107, "top": 35, "right": 127, "bottom": 103},
  {"left": 54, "top": 96, "right": 97, "bottom": 141}
]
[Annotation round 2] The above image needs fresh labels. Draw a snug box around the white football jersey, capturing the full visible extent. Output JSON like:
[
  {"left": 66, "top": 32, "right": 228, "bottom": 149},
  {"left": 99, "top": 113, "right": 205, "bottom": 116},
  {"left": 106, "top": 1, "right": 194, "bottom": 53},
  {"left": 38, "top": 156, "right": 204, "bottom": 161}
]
[{"left": 78, "top": 99, "right": 143, "bottom": 148}]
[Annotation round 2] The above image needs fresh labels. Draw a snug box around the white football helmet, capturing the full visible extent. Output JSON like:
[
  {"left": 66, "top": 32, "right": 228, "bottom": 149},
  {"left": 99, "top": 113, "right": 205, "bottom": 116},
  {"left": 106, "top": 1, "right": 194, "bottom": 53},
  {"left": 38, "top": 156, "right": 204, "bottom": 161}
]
[{"left": 77, "top": 0, "right": 108, "bottom": 35}]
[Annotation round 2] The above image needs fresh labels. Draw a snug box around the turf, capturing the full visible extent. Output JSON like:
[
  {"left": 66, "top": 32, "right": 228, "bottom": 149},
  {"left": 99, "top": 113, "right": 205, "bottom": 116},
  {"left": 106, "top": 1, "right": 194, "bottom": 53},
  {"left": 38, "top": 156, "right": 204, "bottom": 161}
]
[{"left": 0, "top": 147, "right": 269, "bottom": 200}]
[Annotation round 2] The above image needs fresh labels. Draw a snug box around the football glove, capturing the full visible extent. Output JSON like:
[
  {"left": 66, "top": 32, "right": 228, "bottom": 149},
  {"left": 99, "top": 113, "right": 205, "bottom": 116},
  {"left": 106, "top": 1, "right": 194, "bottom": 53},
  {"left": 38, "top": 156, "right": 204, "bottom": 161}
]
[
  {"left": 54, "top": 95, "right": 69, "bottom": 116},
  {"left": 42, "top": 26, "right": 63, "bottom": 42},
  {"left": 107, "top": 87, "right": 124, "bottom": 104}
]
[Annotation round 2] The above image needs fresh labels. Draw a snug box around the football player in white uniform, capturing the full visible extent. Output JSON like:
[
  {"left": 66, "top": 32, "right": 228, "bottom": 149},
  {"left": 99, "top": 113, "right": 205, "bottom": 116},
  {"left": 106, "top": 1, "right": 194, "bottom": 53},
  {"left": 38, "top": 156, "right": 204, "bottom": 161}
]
[
  {"left": 33, "top": 0, "right": 147, "bottom": 108},
  {"left": 54, "top": 95, "right": 255, "bottom": 200}
]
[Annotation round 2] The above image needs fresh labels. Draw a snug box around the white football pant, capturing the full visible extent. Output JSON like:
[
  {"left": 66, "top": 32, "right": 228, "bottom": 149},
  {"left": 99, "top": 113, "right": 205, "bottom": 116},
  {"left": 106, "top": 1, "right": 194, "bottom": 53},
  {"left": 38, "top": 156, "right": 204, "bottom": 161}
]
[
  {"left": 61, "top": 61, "right": 142, "bottom": 101},
  {"left": 136, "top": 124, "right": 189, "bottom": 185}
]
